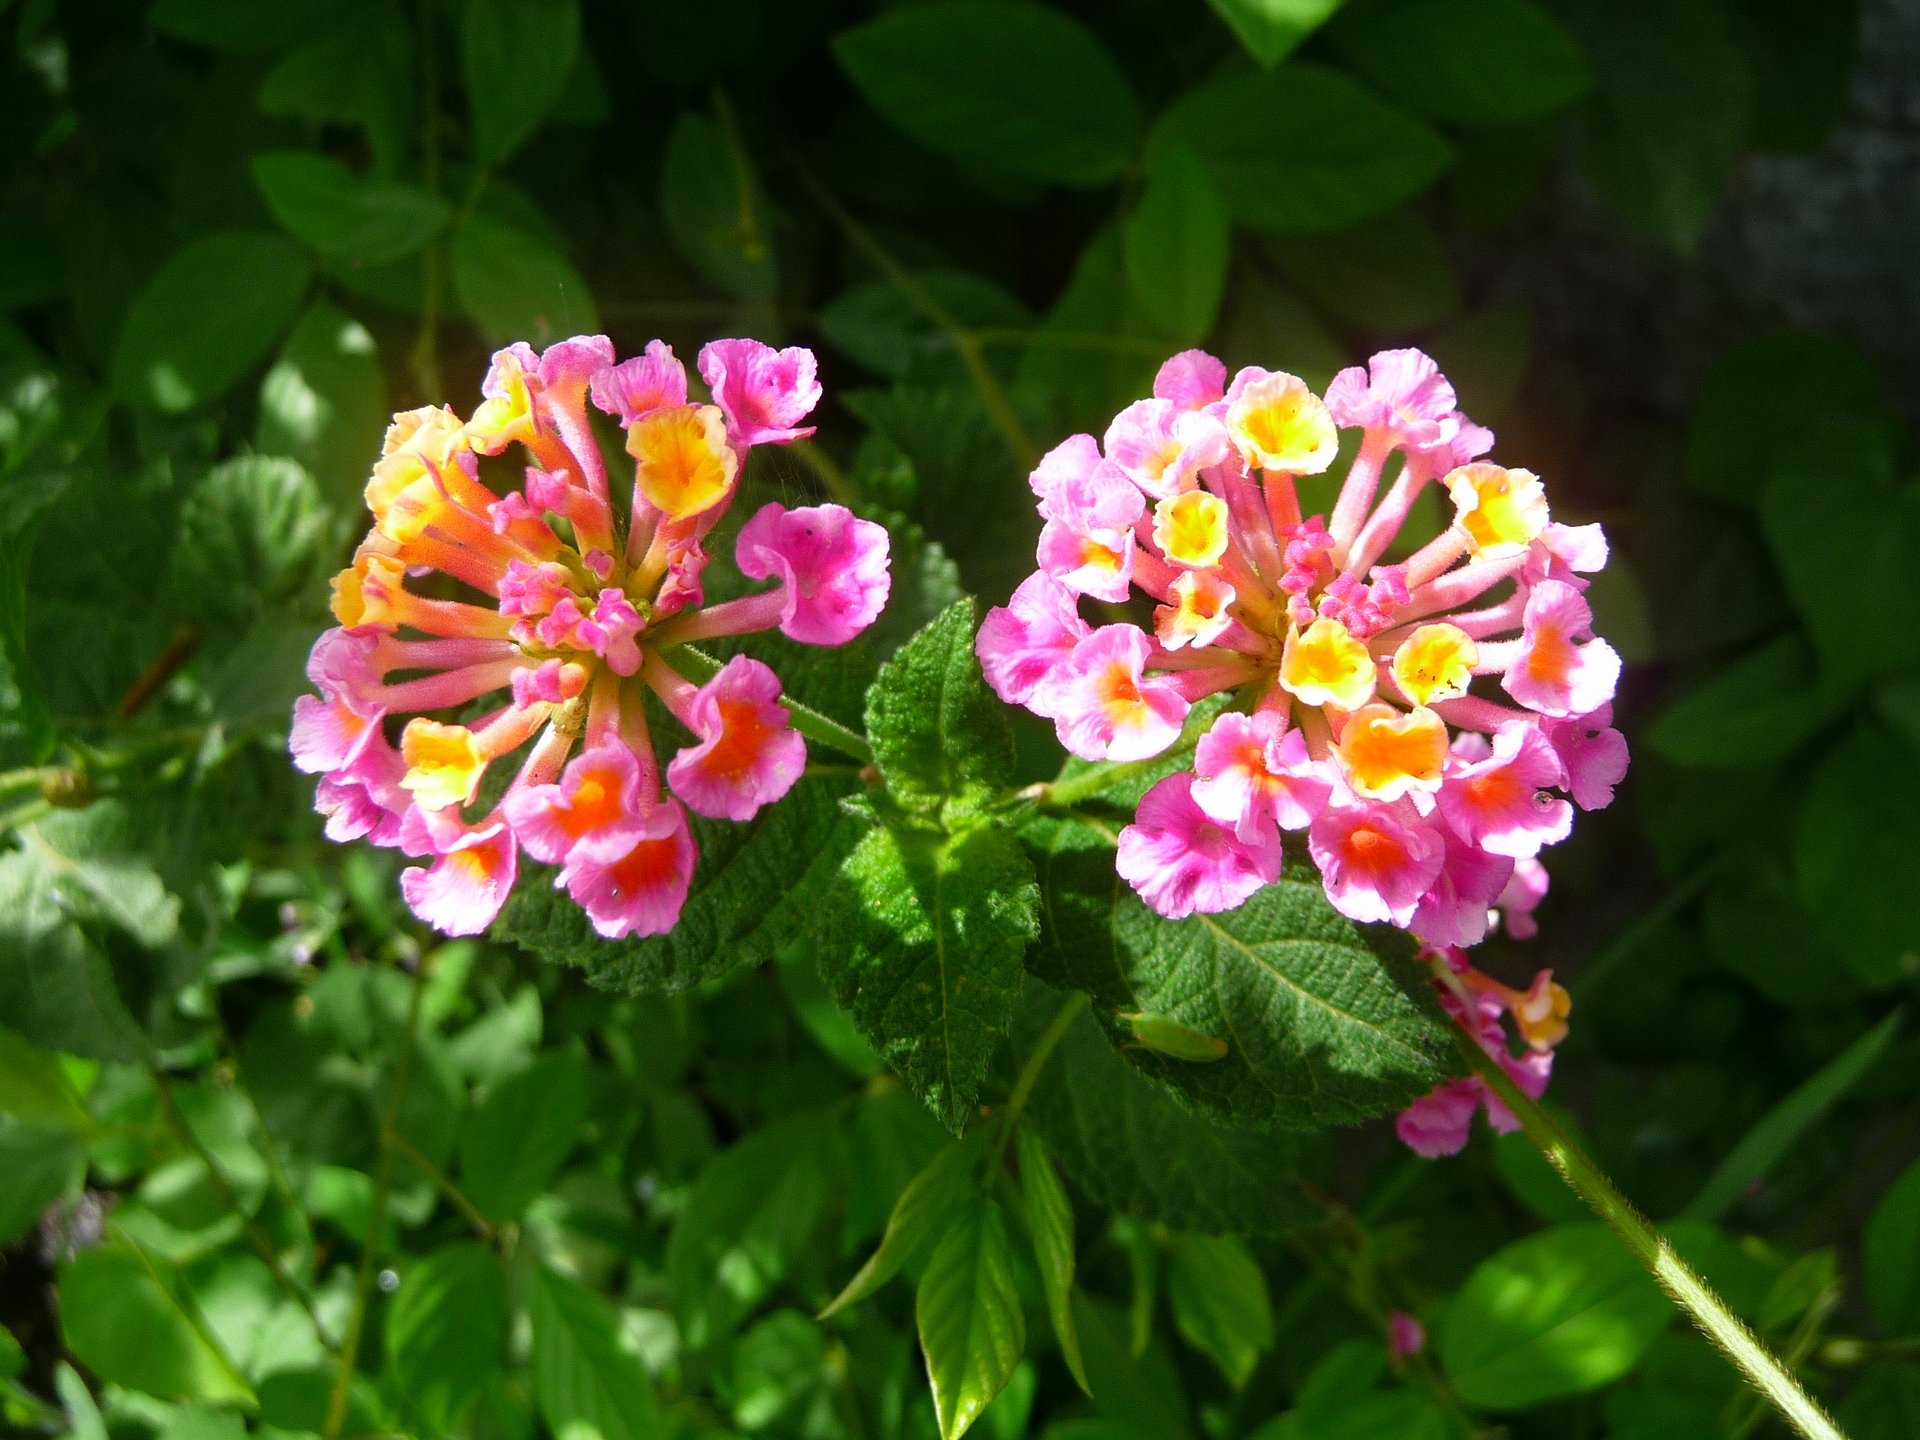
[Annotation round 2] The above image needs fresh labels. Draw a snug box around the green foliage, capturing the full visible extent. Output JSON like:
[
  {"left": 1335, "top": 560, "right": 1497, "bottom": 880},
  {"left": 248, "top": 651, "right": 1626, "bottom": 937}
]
[
  {"left": 833, "top": 3, "right": 1140, "bottom": 188},
  {"left": 109, "top": 232, "right": 310, "bottom": 412},
  {"left": 463, "top": 0, "right": 582, "bottom": 167},
  {"left": 1015, "top": 1127, "right": 1087, "bottom": 1392},
  {"left": 1441, "top": 1223, "right": 1672, "bottom": 1408},
  {"left": 58, "top": 1245, "right": 252, "bottom": 1404},
  {"left": 661, "top": 112, "right": 779, "bottom": 303},
  {"left": 450, "top": 215, "right": 597, "bottom": 345},
  {"left": 1164, "top": 1233, "right": 1272, "bottom": 1388},
  {"left": 384, "top": 1243, "right": 507, "bottom": 1431},
  {"left": 1125, "top": 147, "right": 1231, "bottom": 344},
  {"left": 251, "top": 153, "right": 450, "bottom": 267},
  {"left": 528, "top": 1263, "right": 662, "bottom": 1440},
  {"left": 867, "top": 600, "right": 1015, "bottom": 823},
  {"left": 1205, "top": 0, "right": 1347, "bottom": 68},
  {"left": 1326, "top": 0, "right": 1588, "bottom": 127},
  {"left": 456, "top": 1047, "right": 588, "bottom": 1221},
  {"left": 917, "top": 1196, "right": 1025, "bottom": 1440},
  {"left": 1866, "top": 1160, "right": 1920, "bottom": 1339},
  {"left": 1150, "top": 66, "right": 1453, "bottom": 235}
]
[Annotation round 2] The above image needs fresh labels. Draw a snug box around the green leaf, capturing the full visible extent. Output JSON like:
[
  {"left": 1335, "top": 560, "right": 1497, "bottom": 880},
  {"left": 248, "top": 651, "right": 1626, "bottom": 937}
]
[
  {"left": 1840, "top": 1364, "right": 1920, "bottom": 1440},
  {"left": 0, "top": 1118, "right": 86, "bottom": 1245},
  {"left": 1265, "top": 209, "right": 1462, "bottom": 333},
  {"left": 499, "top": 772, "right": 866, "bottom": 993},
  {"left": 660, "top": 111, "right": 778, "bottom": 302},
  {"left": 258, "top": 8, "right": 414, "bottom": 174},
  {"left": 1326, "top": 0, "right": 1589, "bottom": 126},
  {"left": 833, "top": 1, "right": 1140, "bottom": 188},
  {"left": 917, "top": 1196, "right": 1026, "bottom": 1440},
  {"left": 251, "top": 152, "right": 449, "bottom": 267},
  {"left": 818, "top": 807, "right": 1038, "bottom": 1133},
  {"left": 1866, "top": 1160, "right": 1920, "bottom": 1338},
  {"left": 150, "top": 0, "right": 336, "bottom": 51},
  {"left": 256, "top": 299, "right": 390, "bottom": 512},
  {"left": 1016, "top": 1127, "right": 1087, "bottom": 1391},
  {"left": 59, "top": 1243, "right": 253, "bottom": 1404},
  {"left": 667, "top": 1112, "right": 837, "bottom": 1348},
  {"left": 1106, "top": 871, "right": 1453, "bottom": 1130},
  {"left": 1561, "top": 0, "right": 1751, "bottom": 252},
  {"left": 1648, "top": 635, "right": 1852, "bottom": 771},
  {"left": 109, "top": 231, "right": 310, "bottom": 412},
  {"left": 463, "top": 0, "right": 581, "bottom": 166},
  {"left": 1684, "top": 1011, "right": 1901, "bottom": 1224},
  {"left": 822, "top": 1131, "right": 985, "bottom": 1317},
  {"left": 1684, "top": 330, "right": 1883, "bottom": 509},
  {"left": 819, "top": 272, "right": 1031, "bottom": 384},
  {"left": 385, "top": 1243, "right": 507, "bottom": 1432},
  {"left": 456, "top": 1048, "right": 588, "bottom": 1222},
  {"left": 0, "top": 850, "right": 150, "bottom": 1063},
  {"left": 1021, "top": 1002, "right": 1319, "bottom": 1236},
  {"left": 1795, "top": 727, "right": 1920, "bottom": 986},
  {"left": 168, "top": 455, "right": 328, "bottom": 623},
  {"left": 1124, "top": 146, "right": 1231, "bottom": 344},
  {"left": 0, "top": 1025, "right": 89, "bottom": 1130},
  {"left": 867, "top": 601, "right": 1014, "bottom": 823},
  {"left": 1761, "top": 420, "right": 1920, "bottom": 687},
  {"left": 731, "top": 1310, "right": 831, "bottom": 1432},
  {"left": 450, "top": 215, "right": 597, "bottom": 346},
  {"left": 1440, "top": 1222, "right": 1671, "bottom": 1409},
  {"left": 529, "top": 1263, "right": 662, "bottom": 1440},
  {"left": 1731, "top": 0, "right": 1861, "bottom": 154},
  {"left": 1165, "top": 1233, "right": 1273, "bottom": 1388},
  {"left": 1205, "top": 0, "right": 1346, "bottom": 67},
  {"left": 1150, "top": 64, "right": 1452, "bottom": 236}
]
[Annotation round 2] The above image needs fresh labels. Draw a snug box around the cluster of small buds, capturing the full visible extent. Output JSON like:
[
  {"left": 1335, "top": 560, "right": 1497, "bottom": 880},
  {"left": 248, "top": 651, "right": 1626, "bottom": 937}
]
[
  {"left": 292, "top": 335, "right": 891, "bottom": 939},
  {"left": 977, "top": 347, "right": 1628, "bottom": 948},
  {"left": 1396, "top": 947, "right": 1572, "bottom": 1157}
]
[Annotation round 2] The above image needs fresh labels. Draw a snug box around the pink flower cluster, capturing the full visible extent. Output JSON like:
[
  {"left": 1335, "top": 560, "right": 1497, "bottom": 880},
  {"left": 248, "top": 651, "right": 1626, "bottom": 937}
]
[
  {"left": 1396, "top": 948, "right": 1570, "bottom": 1157},
  {"left": 291, "top": 335, "right": 890, "bottom": 938},
  {"left": 977, "top": 347, "right": 1627, "bottom": 945}
]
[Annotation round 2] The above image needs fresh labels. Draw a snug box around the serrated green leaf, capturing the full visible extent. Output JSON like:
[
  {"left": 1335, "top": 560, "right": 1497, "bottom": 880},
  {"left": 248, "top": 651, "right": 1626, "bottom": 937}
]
[
  {"left": 1016, "top": 1126, "right": 1087, "bottom": 1392},
  {"left": 1327, "top": 0, "right": 1590, "bottom": 126},
  {"left": 1022, "top": 1004, "right": 1319, "bottom": 1235},
  {"left": 167, "top": 455, "right": 327, "bottom": 624},
  {"left": 1106, "top": 870, "right": 1454, "bottom": 1131},
  {"left": 1150, "top": 65, "right": 1452, "bottom": 236},
  {"left": 661, "top": 112, "right": 777, "bottom": 302},
  {"left": 918, "top": 1196, "right": 1025, "bottom": 1440},
  {"left": 463, "top": 0, "right": 581, "bottom": 165},
  {"left": 456, "top": 1048, "right": 588, "bottom": 1222},
  {"left": 822, "top": 1131, "right": 986, "bottom": 1318},
  {"left": 251, "top": 152, "right": 450, "bottom": 266},
  {"left": 529, "top": 1263, "right": 662, "bottom": 1440},
  {"left": 1205, "top": 0, "right": 1345, "bottom": 67},
  {"left": 385, "top": 1243, "right": 507, "bottom": 1432},
  {"left": 667, "top": 1112, "right": 837, "bottom": 1349},
  {"left": 1165, "top": 1233, "right": 1272, "bottom": 1388},
  {"left": 450, "top": 215, "right": 596, "bottom": 345},
  {"left": 59, "top": 1243, "right": 253, "bottom": 1404},
  {"left": 109, "top": 231, "right": 310, "bottom": 412},
  {"left": 499, "top": 775, "right": 864, "bottom": 992},
  {"left": 834, "top": 2, "right": 1140, "bottom": 188},
  {"left": 818, "top": 808, "right": 1037, "bottom": 1133},
  {"left": 1441, "top": 1223, "right": 1671, "bottom": 1409},
  {"left": 1124, "top": 146, "right": 1230, "bottom": 344},
  {"left": 867, "top": 601, "right": 1014, "bottom": 821}
]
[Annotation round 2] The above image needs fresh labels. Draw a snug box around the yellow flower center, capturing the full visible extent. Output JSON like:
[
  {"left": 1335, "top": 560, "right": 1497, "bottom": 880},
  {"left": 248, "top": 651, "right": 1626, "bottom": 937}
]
[
  {"left": 1227, "top": 373, "right": 1337, "bottom": 474},
  {"left": 1337, "top": 703, "right": 1448, "bottom": 801},
  {"left": 628, "top": 404, "right": 739, "bottom": 521},
  {"left": 1447, "top": 463, "right": 1548, "bottom": 558},
  {"left": 1152, "top": 491, "right": 1230, "bottom": 568},
  {"left": 1390, "top": 623, "right": 1479, "bottom": 705},
  {"left": 1279, "top": 616, "right": 1376, "bottom": 711},
  {"left": 399, "top": 718, "right": 487, "bottom": 811}
]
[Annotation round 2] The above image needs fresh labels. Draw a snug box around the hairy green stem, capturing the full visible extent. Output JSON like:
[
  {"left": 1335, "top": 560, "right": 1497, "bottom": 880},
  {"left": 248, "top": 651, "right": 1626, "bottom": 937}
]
[
  {"left": 1454, "top": 1028, "right": 1847, "bottom": 1440},
  {"left": 323, "top": 962, "right": 426, "bottom": 1440}
]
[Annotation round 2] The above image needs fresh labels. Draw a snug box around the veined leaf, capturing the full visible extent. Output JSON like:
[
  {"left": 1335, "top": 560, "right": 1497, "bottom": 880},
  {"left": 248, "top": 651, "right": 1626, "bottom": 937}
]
[
  {"left": 251, "top": 152, "right": 450, "bottom": 266},
  {"left": 1016, "top": 1126, "right": 1087, "bottom": 1391},
  {"left": 385, "top": 1244, "right": 508, "bottom": 1432},
  {"left": 456, "top": 1048, "right": 588, "bottom": 1222},
  {"left": 822, "top": 1131, "right": 986, "bottom": 1318},
  {"left": 917, "top": 1196, "right": 1025, "bottom": 1440},
  {"left": 463, "top": 0, "right": 581, "bottom": 166},
  {"left": 1165, "top": 1233, "right": 1272, "bottom": 1388},
  {"left": 59, "top": 1243, "right": 253, "bottom": 1404},
  {"left": 817, "top": 804, "right": 1038, "bottom": 1134},
  {"left": 866, "top": 600, "right": 1015, "bottom": 823},
  {"left": 529, "top": 1263, "right": 662, "bottom": 1440}
]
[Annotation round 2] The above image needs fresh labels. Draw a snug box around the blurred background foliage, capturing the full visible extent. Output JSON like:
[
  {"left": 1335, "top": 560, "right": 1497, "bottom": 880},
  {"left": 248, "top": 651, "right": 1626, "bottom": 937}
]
[{"left": 0, "top": 0, "right": 1917, "bottom": 1437}]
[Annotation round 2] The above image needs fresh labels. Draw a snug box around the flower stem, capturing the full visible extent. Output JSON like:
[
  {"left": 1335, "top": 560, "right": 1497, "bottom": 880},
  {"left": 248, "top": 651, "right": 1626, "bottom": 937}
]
[{"left": 1452, "top": 1027, "right": 1847, "bottom": 1440}]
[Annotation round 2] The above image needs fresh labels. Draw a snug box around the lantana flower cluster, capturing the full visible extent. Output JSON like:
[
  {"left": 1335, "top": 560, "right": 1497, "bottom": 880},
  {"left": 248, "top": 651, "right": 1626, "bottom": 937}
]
[
  {"left": 292, "top": 335, "right": 890, "bottom": 939},
  {"left": 977, "top": 348, "right": 1626, "bottom": 1149}
]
